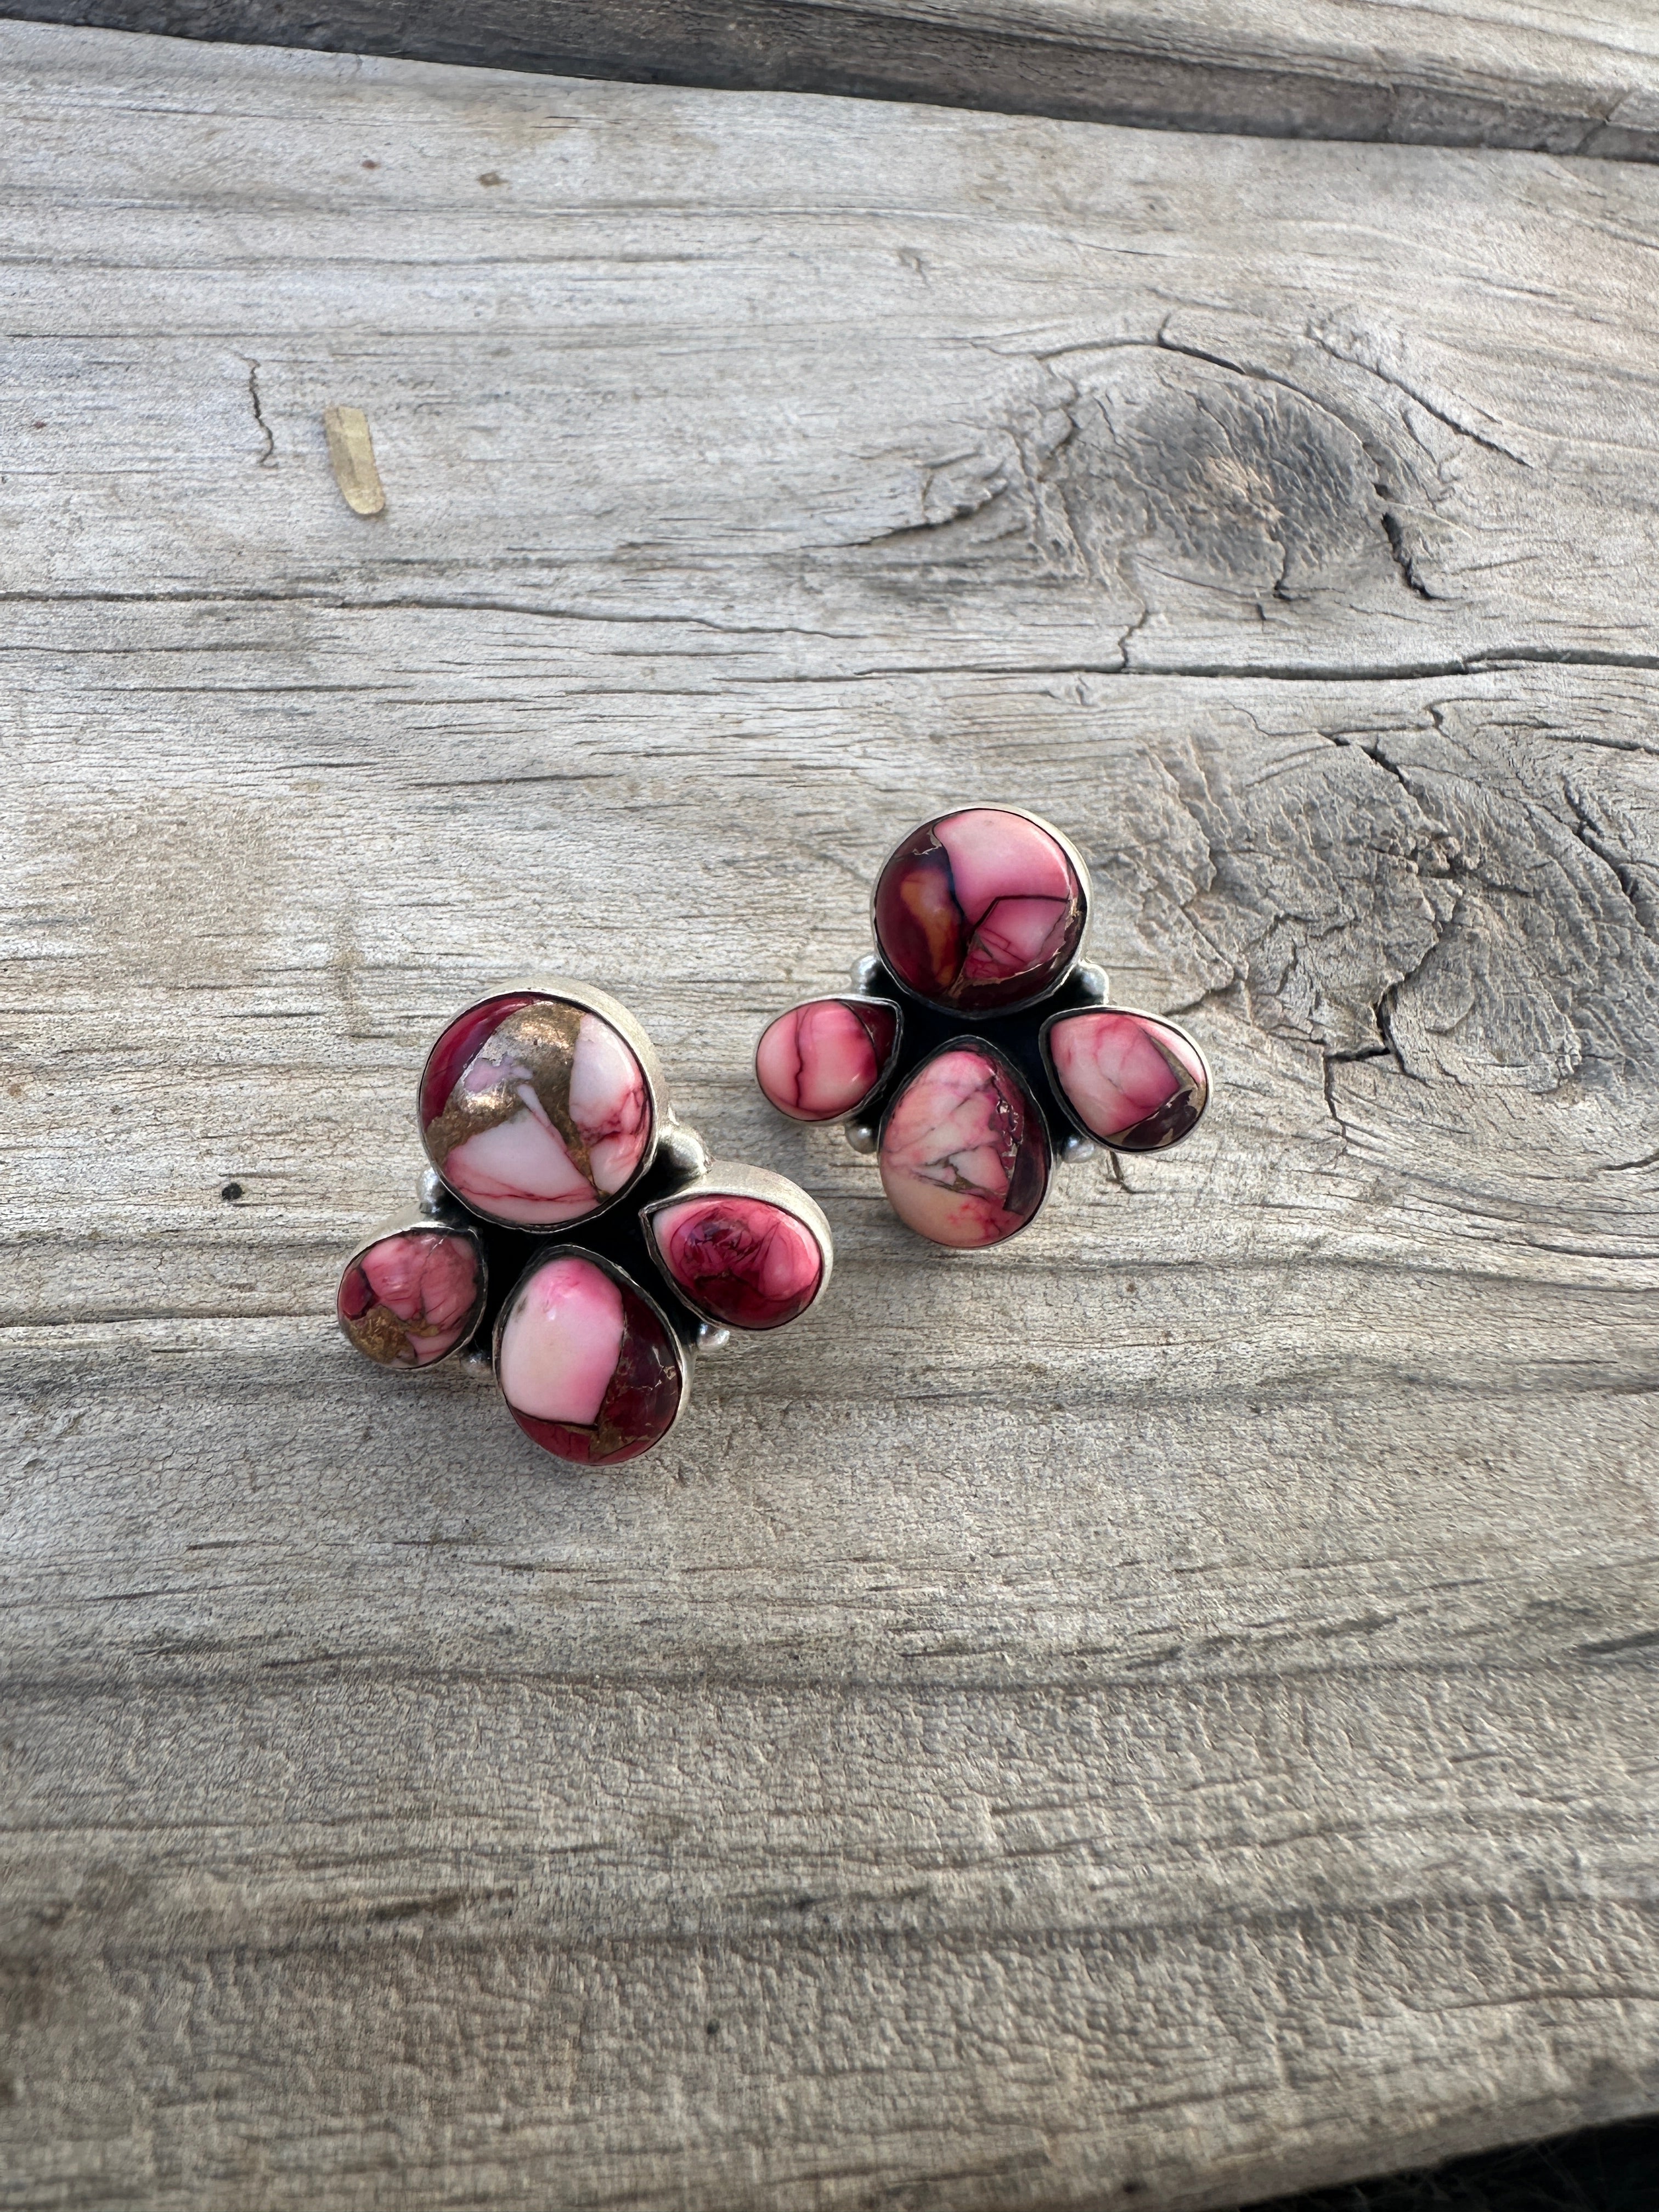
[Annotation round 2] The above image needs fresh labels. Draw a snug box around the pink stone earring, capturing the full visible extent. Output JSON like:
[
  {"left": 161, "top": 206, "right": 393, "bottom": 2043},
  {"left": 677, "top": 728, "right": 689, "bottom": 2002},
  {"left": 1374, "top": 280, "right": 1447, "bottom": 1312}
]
[
  {"left": 339, "top": 979, "right": 831, "bottom": 1464},
  {"left": 756, "top": 808, "right": 1210, "bottom": 1248}
]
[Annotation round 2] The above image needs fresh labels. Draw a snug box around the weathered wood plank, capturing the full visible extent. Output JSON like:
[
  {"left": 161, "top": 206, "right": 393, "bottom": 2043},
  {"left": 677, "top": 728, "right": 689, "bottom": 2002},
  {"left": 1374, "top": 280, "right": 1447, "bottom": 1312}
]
[
  {"left": 11, "top": 27, "right": 1659, "bottom": 679},
  {"left": 2, "top": 23, "right": 1658, "bottom": 2210},
  {"left": 5, "top": 0, "right": 1659, "bottom": 158}
]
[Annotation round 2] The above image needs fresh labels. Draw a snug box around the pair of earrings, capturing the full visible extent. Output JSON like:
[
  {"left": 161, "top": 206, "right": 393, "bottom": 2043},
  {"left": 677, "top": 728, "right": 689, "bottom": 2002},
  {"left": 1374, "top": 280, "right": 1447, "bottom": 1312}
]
[{"left": 337, "top": 805, "right": 1211, "bottom": 1465}]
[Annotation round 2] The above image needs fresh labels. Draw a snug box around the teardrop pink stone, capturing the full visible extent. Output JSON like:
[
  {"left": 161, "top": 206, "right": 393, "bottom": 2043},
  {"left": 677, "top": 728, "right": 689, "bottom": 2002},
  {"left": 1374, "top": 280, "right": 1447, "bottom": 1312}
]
[
  {"left": 878, "top": 1042, "right": 1050, "bottom": 1248},
  {"left": 337, "top": 1228, "right": 483, "bottom": 1366},
  {"left": 755, "top": 998, "right": 897, "bottom": 1121},
  {"left": 653, "top": 1194, "right": 823, "bottom": 1329},
  {"left": 1047, "top": 1009, "right": 1209, "bottom": 1150},
  {"left": 497, "top": 1253, "right": 682, "bottom": 1464}
]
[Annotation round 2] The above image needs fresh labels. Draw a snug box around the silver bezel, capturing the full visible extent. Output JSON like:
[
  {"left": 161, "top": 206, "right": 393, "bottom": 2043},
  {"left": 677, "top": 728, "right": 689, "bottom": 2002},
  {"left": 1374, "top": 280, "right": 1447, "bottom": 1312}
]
[
  {"left": 641, "top": 1159, "right": 834, "bottom": 1330},
  {"left": 1039, "top": 1005, "right": 1214, "bottom": 1152},
  {"left": 754, "top": 994, "right": 904, "bottom": 1126},
  {"left": 492, "top": 1243, "right": 692, "bottom": 1454},
  {"left": 868, "top": 804, "right": 1095, "bottom": 1019},
  {"left": 416, "top": 975, "right": 669, "bottom": 1231},
  {"left": 875, "top": 1034, "right": 1055, "bottom": 1250},
  {"left": 336, "top": 1213, "right": 489, "bottom": 1369}
]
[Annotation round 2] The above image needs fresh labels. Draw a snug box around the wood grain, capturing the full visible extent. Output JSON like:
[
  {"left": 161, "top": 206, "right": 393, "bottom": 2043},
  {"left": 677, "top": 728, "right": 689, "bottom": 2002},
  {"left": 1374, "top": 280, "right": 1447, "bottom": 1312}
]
[
  {"left": 4, "top": 0, "right": 1659, "bottom": 159},
  {"left": 2, "top": 22, "right": 1657, "bottom": 2210}
]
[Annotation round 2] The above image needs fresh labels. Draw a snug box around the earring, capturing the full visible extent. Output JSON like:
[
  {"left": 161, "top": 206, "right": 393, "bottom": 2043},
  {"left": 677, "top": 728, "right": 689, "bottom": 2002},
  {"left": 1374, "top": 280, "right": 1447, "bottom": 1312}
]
[
  {"left": 338, "top": 980, "right": 831, "bottom": 1463},
  {"left": 755, "top": 807, "right": 1210, "bottom": 1248}
]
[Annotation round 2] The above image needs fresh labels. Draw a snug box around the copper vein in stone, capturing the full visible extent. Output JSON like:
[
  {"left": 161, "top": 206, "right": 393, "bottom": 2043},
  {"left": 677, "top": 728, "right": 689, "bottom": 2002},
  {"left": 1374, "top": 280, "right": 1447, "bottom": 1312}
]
[
  {"left": 337, "top": 1227, "right": 483, "bottom": 1367},
  {"left": 420, "top": 993, "right": 652, "bottom": 1228}
]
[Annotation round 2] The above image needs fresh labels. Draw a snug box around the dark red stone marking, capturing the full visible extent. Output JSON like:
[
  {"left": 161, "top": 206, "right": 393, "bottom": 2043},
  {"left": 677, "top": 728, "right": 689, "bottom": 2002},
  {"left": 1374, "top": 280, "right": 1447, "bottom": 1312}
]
[
  {"left": 498, "top": 1251, "right": 683, "bottom": 1465},
  {"left": 872, "top": 807, "right": 1085, "bottom": 1013},
  {"left": 652, "top": 1194, "right": 824, "bottom": 1329}
]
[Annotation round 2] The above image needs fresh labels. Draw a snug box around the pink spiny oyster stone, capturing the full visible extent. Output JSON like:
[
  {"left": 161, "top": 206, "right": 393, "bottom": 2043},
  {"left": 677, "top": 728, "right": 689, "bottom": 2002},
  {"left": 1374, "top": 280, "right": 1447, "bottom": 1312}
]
[
  {"left": 1047, "top": 1009, "right": 1209, "bottom": 1150},
  {"left": 878, "top": 1042, "right": 1050, "bottom": 1248},
  {"left": 754, "top": 997, "right": 898, "bottom": 1121},
  {"left": 420, "top": 992, "right": 652, "bottom": 1228},
  {"left": 873, "top": 808, "right": 1084, "bottom": 1013},
  {"left": 337, "top": 1228, "right": 482, "bottom": 1365},
  {"left": 651, "top": 1194, "right": 823, "bottom": 1330},
  {"left": 497, "top": 1251, "right": 682, "bottom": 1465}
]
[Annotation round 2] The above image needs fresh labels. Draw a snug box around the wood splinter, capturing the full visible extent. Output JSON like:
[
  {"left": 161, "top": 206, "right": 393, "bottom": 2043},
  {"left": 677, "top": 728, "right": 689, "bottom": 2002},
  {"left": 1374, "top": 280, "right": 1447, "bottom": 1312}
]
[{"left": 323, "top": 404, "right": 386, "bottom": 515}]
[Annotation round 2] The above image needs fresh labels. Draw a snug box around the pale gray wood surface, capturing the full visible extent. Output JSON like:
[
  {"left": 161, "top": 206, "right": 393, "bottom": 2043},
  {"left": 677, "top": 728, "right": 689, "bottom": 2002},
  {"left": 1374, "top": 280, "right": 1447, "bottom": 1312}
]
[
  {"left": 7, "top": 0, "right": 1659, "bottom": 158},
  {"left": 3, "top": 21, "right": 1658, "bottom": 2210}
]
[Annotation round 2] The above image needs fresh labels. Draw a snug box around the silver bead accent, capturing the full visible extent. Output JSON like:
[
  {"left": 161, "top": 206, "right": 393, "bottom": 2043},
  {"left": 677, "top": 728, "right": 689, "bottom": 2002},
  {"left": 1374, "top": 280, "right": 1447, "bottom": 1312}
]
[
  {"left": 844, "top": 1120, "right": 879, "bottom": 1155},
  {"left": 416, "top": 1166, "right": 448, "bottom": 1216},
  {"left": 1074, "top": 964, "right": 1109, "bottom": 1002},
  {"left": 658, "top": 1118, "right": 709, "bottom": 1179},
  {"left": 695, "top": 1321, "right": 731, "bottom": 1355},
  {"left": 461, "top": 1344, "right": 494, "bottom": 1373},
  {"left": 1059, "top": 1130, "right": 1099, "bottom": 1165},
  {"left": 850, "top": 953, "right": 881, "bottom": 991}
]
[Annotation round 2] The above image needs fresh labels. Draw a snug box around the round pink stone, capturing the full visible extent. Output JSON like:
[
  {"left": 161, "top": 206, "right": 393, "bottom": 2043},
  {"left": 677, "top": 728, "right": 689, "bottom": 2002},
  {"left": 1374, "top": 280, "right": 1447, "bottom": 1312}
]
[
  {"left": 420, "top": 993, "right": 652, "bottom": 1228},
  {"left": 878, "top": 1042, "right": 1050, "bottom": 1248},
  {"left": 497, "top": 1252, "right": 682, "bottom": 1465},
  {"left": 652, "top": 1194, "right": 823, "bottom": 1330},
  {"left": 1047, "top": 1009, "right": 1209, "bottom": 1150},
  {"left": 337, "top": 1228, "right": 482, "bottom": 1366},
  {"left": 755, "top": 997, "right": 898, "bottom": 1122},
  {"left": 872, "top": 808, "right": 1086, "bottom": 1013}
]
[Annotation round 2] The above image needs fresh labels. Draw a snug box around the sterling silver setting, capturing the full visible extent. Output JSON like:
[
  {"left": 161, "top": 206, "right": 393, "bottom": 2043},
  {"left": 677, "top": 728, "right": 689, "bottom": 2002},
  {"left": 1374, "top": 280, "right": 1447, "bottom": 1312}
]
[
  {"left": 341, "top": 981, "right": 833, "bottom": 1464},
  {"left": 755, "top": 804, "right": 1213, "bottom": 1250}
]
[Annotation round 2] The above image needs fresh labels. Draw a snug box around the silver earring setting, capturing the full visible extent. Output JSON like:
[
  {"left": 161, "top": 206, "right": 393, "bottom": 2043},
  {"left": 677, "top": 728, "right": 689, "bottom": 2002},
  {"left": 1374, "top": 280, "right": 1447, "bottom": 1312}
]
[
  {"left": 755, "top": 808, "right": 1211, "bottom": 1248},
  {"left": 339, "top": 980, "right": 831, "bottom": 1463}
]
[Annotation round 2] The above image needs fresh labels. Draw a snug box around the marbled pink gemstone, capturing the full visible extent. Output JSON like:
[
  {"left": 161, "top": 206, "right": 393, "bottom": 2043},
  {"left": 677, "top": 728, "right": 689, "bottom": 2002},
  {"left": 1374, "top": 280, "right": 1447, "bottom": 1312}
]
[
  {"left": 497, "top": 1252, "right": 683, "bottom": 1465},
  {"left": 878, "top": 1041, "right": 1050, "bottom": 1248},
  {"left": 1046, "top": 1009, "right": 1209, "bottom": 1150},
  {"left": 651, "top": 1194, "right": 823, "bottom": 1330},
  {"left": 872, "top": 808, "right": 1086, "bottom": 1013},
  {"left": 420, "top": 992, "right": 653, "bottom": 1228},
  {"left": 337, "top": 1227, "right": 483, "bottom": 1367},
  {"left": 755, "top": 997, "right": 898, "bottom": 1122}
]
